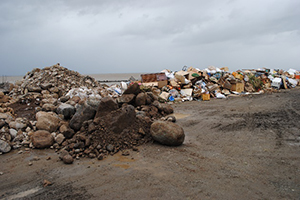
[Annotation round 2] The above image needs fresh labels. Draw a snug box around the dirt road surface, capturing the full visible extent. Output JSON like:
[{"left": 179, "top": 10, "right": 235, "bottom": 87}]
[{"left": 1, "top": 88, "right": 300, "bottom": 200}]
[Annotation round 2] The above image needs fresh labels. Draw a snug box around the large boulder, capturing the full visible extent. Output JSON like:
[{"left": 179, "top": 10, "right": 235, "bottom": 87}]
[
  {"left": 70, "top": 102, "right": 96, "bottom": 131},
  {"left": 95, "top": 97, "right": 119, "bottom": 118},
  {"left": 150, "top": 121, "right": 185, "bottom": 146},
  {"left": 0, "top": 139, "right": 11, "bottom": 153},
  {"left": 57, "top": 103, "right": 76, "bottom": 119},
  {"left": 36, "top": 111, "right": 60, "bottom": 132},
  {"left": 31, "top": 130, "right": 54, "bottom": 148}
]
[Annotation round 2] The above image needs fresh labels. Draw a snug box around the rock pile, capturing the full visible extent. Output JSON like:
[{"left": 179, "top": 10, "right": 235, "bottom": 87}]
[
  {"left": 11, "top": 63, "right": 99, "bottom": 97},
  {"left": 0, "top": 64, "right": 185, "bottom": 164}
]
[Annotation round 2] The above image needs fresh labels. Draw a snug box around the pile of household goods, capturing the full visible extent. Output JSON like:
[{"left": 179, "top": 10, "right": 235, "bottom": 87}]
[{"left": 139, "top": 66, "right": 300, "bottom": 102}]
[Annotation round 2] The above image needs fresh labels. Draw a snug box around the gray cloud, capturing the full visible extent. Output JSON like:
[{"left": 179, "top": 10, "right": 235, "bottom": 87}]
[{"left": 0, "top": 0, "right": 299, "bottom": 76}]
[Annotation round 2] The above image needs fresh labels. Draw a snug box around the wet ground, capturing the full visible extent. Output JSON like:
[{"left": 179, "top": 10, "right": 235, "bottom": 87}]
[{"left": 1, "top": 88, "right": 300, "bottom": 199}]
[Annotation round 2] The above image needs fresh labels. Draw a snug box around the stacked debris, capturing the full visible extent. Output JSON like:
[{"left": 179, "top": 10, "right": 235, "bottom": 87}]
[
  {"left": 0, "top": 64, "right": 184, "bottom": 164},
  {"left": 140, "top": 66, "right": 300, "bottom": 102}
]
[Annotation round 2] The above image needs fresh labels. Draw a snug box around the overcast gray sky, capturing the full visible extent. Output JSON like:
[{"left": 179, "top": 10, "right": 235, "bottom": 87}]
[{"left": 0, "top": 0, "right": 299, "bottom": 76}]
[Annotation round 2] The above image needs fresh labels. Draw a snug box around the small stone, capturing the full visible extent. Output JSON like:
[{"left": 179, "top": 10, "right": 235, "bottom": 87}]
[
  {"left": 28, "top": 162, "right": 33, "bottom": 166},
  {"left": 55, "top": 133, "right": 65, "bottom": 145},
  {"left": 122, "top": 150, "right": 130, "bottom": 156},
  {"left": 62, "top": 154, "right": 74, "bottom": 164},
  {"left": 9, "top": 129, "right": 18, "bottom": 138},
  {"left": 132, "top": 146, "right": 139, "bottom": 151},
  {"left": 18, "top": 150, "right": 23, "bottom": 154},
  {"left": 89, "top": 153, "right": 96, "bottom": 158},
  {"left": 97, "top": 153, "right": 104, "bottom": 160},
  {"left": 138, "top": 128, "right": 145, "bottom": 135},
  {"left": 43, "top": 179, "right": 52, "bottom": 187},
  {"left": 32, "top": 156, "right": 40, "bottom": 161},
  {"left": 106, "top": 144, "right": 114, "bottom": 152},
  {"left": 0, "top": 140, "right": 11, "bottom": 153},
  {"left": 46, "top": 156, "right": 51, "bottom": 160},
  {"left": 166, "top": 116, "right": 176, "bottom": 122},
  {"left": 75, "top": 149, "right": 80, "bottom": 153}
]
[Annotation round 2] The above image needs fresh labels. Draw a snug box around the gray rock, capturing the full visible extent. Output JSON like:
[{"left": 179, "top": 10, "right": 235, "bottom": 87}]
[
  {"left": 70, "top": 102, "right": 96, "bottom": 131},
  {"left": 9, "top": 118, "right": 29, "bottom": 130},
  {"left": 57, "top": 103, "right": 76, "bottom": 119},
  {"left": 40, "top": 83, "right": 52, "bottom": 90},
  {"left": 31, "top": 130, "right": 54, "bottom": 149},
  {"left": 27, "top": 86, "right": 42, "bottom": 93},
  {"left": 106, "top": 144, "right": 114, "bottom": 152},
  {"left": 0, "top": 140, "right": 11, "bottom": 153},
  {"left": 9, "top": 128, "right": 18, "bottom": 138},
  {"left": 86, "top": 98, "right": 101, "bottom": 109},
  {"left": 150, "top": 121, "right": 185, "bottom": 146},
  {"left": 36, "top": 111, "right": 60, "bottom": 132}
]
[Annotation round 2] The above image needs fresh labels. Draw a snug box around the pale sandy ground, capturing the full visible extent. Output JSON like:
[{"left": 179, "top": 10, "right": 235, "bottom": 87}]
[{"left": 1, "top": 88, "right": 300, "bottom": 200}]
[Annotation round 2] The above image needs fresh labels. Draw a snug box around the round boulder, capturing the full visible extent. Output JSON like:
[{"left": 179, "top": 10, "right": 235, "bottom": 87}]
[
  {"left": 36, "top": 111, "right": 60, "bottom": 132},
  {"left": 32, "top": 130, "right": 54, "bottom": 149},
  {"left": 150, "top": 121, "right": 185, "bottom": 146}
]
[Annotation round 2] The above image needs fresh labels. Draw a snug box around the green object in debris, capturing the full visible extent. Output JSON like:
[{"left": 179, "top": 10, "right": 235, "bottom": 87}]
[{"left": 192, "top": 73, "right": 200, "bottom": 77}]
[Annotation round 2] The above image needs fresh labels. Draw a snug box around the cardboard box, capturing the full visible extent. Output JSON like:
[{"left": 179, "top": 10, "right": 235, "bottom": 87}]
[
  {"left": 202, "top": 93, "right": 210, "bottom": 101},
  {"left": 141, "top": 73, "right": 168, "bottom": 89},
  {"left": 231, "top": 82, "right": 245, "bottom": 93}
]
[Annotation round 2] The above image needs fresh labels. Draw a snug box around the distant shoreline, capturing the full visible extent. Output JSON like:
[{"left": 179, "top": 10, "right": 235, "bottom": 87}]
[{"left": 1, "top": 73, "right": 144, "bottom": 84}]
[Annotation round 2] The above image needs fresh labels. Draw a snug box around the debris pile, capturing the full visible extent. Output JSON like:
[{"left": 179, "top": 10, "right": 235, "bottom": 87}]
[
  {"left": 1, "top": 63, "right": 299, "bottom": 164},
  {"left": 139, "top": 66, "right": 300, "bottom": 102},
  {"left": 0, "top": 64, "right": 182, "bottom": 164}
]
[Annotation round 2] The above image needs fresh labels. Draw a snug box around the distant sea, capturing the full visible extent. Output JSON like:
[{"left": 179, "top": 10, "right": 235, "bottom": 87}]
[{"left": 2, "top": 73, "right": 143, "bottom": 85}]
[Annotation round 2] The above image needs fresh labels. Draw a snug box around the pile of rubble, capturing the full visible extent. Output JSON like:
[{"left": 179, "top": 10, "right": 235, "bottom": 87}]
[
  {"left": 0, "top": 64, "right": 184, "bottom": 164},
  {"left": 140, "top": 66, "right": 300, "bottom": 102},
  {"left": 1, "top": 63, "right": 298, "bottom": 163}
]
